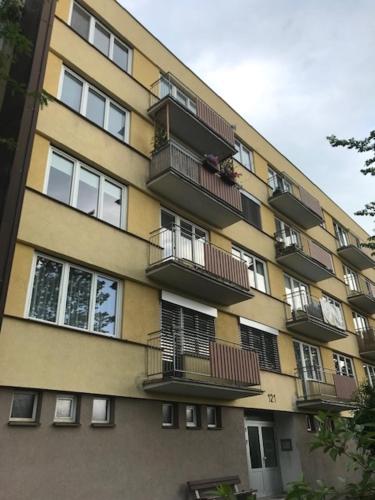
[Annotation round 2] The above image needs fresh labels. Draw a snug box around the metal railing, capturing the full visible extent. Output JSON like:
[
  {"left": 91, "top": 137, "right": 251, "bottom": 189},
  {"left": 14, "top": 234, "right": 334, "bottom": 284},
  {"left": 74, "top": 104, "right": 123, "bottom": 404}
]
[
  {"left": 150, "top": 140, "right": 242, "bottom": 211},
  {"left": 268, "top": 173, "right": 322, "bottom": 217},
  {"left": 149, "top": 73, "right": 235, "bottom": 146},
  {"left": 336, "top": 231, "right": 361, "bottom": 250},
  {"left": 357, "top": 327, "right": 375, "bottom": 354},
  {"left": 346, "top": 274, "right": 375, "bottom": 300},
  {"left": 146, "top": 329, "right": 261, "bottom": 387},
  {"left": 149, "top": 224, "right": 250, "bottom": 290},
  {"left": 285, "top": 292, "right": 346, "bottom": 331},
  {"left": 296, "top": 367, "right": 357, "bottom": 402}
]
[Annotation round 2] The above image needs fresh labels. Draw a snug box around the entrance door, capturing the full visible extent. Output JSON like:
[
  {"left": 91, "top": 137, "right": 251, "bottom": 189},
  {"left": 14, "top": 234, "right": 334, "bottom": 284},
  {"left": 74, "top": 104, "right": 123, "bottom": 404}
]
[{"left": 245, "top": 420, "right": 282, "bottom": 498}]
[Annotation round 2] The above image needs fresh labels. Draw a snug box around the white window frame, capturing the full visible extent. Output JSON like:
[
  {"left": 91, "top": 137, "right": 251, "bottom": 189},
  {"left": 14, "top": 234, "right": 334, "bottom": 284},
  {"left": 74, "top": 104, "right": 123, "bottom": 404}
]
[
  {"left": 160, "top": 76, "right": 197, "bottom": 114},
  {"left": 333, "top": 221, "right": 349, "bottom": 247},
  {"left": 268, "top": 166, "right": 292, "bottom": 193},
  {"left": 333, "top": 353, "right": 355, "bottom": 378},
  {"left": 58, "top": 67, "right": 130, "bottom": 143},
  {"left": 365, "top": 365, "right": 375, "bottom": 387},
  {"left": 352, "top": 311, "right": 369, "bottom": 333},
  {"left": 69, "top": 1, "right": 133, "bottom": 74},
  {"left": 294, "top": 340, "right": 323, "bottom": 382},
  {"left": 284, "top": 274, "right": 310, "bottom": 311},
  {"left": 25, "top": 253, "right": 122, "bottom": 338},
  {"left": 343, "top": 266, "right": 359, "bottom": 292},
  {"left": 234, "top": 139, "right": 253, "bottom": 171},
  {"left": 185, "top": 405, "right": 198, "bottom": 428},
  {"left": 9, "top": 391, "right": 39, "bottom": 422},
  {"left": 54, "top": 394, "right": 78, "bottom": 423},
  {"left": 92, "top": 397, "right": 111, "bottom": 424},
  {"left": 232, "top": 246, "right": 269, "bottom": 293},
  {"left": 44, "top": 147, "right": 127, "bottom": 229}
]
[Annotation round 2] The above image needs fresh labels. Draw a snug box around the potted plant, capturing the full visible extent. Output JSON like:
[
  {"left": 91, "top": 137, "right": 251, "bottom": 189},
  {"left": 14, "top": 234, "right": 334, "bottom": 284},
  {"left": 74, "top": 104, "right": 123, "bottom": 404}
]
[
  {"left": 220, "top": 159, "right": 242, "bottom": 185},
  {"left": 203, "top": 153, "right": 220, "bottom": 172},
  {"left": 151, "top": 124, "right": 168, "bottom": 153}
]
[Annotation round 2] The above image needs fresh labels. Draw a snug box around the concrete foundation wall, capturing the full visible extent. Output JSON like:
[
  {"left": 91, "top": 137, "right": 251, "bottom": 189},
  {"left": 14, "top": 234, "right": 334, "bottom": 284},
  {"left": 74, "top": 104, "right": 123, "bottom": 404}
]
[{"left": 0, "top": 389, "right": 249, "bottom": 500}]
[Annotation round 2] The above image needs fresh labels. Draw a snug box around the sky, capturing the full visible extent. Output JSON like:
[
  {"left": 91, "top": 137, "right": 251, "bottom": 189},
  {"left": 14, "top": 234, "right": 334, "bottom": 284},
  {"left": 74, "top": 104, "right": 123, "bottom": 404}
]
[{"left": 119, "top": 0, "right": 375, "bottom": 234}]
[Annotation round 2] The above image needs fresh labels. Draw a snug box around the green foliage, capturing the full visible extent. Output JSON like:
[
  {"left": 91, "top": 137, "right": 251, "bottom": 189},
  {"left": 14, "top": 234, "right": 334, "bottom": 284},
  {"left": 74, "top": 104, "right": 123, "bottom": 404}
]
[
  {"left": 215, "top": 483, "right": 256, "bottom": 500},
  {"left": 286, "top": 383, "right": 375, "bottom": 499},
  {"left": 327, "top": 131, "right": 375, "bottom": 253}
]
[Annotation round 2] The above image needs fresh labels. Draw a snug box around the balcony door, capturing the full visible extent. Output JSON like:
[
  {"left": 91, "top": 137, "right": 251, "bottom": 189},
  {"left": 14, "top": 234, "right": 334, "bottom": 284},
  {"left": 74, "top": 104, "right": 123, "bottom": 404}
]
[
  {"left": 245, "top": 420, "right": 282, "bottom": 498},
  {"left": 276, "top": 219, "right": 300, "bottom": 247},
  {"left": 161, "top": 209, "right": 207, "bottom": 266},
  {"left": 344, "top": 266, "right": 360, "bottom": 292},
  {"left": 334, "top": 222, "right": 349, "bottom": 247},
  {"left": 294, "top": 340, "right": 323, "bottom": 382},
  {"left": 284, "top": 274, "right": 310, "bottom": 312}
]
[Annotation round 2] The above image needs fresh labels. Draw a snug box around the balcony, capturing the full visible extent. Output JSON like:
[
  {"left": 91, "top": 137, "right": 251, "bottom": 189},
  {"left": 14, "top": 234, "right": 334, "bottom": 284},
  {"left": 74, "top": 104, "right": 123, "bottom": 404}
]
[
  {"left": 336, "top": 233, "right": 374, "bottom": 270},
  {"left": 148, "top": 141, "right": 242, "bottom": 228},
  {"left": 147, "top": 224, "right": 253, "bottom": 306},
  {"left": 275, "top": 230, "right": 334, "bottom": 282},
  {"left": 357, "top": 328, "right": 375, "bottom": 361},
  {"left": 296, "top": 368, "right": 357, "bottom": 412},
  {"left": 148, "top": 73, "right": 235, "bottom": 160},
  {"left": 268, "top": 173, "right": 323, "bottom": 229},
  {"left": 144, "top": 330, "right": 262, "bottom": 400},
  {"left": 346, "top": 276, "right": 375, "bottom": 314},
  {"left": 285, "top": 293, "right": 347, "bottom": 342}
]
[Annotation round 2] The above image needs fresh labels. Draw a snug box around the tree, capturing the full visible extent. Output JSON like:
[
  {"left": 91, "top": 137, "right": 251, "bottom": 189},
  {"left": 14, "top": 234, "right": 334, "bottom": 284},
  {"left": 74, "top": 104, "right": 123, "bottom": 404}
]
[
  {"left": 327, "top": 131, "right": 375, "bottom": 254},
  {"left": 286, "top": 382, "right": 375, "bottom": 499}
]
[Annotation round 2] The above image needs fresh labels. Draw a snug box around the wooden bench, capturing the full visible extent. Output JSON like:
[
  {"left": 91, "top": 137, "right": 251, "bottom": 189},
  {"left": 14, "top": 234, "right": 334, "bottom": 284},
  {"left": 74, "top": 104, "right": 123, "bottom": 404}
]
[{"left": 187, "top": 475, "right": 256, "bottom": 499}]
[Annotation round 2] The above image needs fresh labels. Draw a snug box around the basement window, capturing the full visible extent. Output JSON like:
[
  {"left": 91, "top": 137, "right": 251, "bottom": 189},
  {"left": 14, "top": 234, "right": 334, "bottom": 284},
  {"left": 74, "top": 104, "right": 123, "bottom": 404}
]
[{"left": 9, "top": 392, "right": 39, "bottom": 423}]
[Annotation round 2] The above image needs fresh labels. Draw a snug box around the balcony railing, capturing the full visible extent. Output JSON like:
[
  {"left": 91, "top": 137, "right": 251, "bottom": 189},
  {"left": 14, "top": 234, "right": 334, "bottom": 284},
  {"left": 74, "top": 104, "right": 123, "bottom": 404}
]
[
  {"left": 285, "top": 292, "right": 347, "bottom": 342},
  {"left": 357, "top": 327, "right": 375, "bottom": 360},
  {"left": 296, "top": 367, "right": 357, "bottom": 411},
  {"left": 275, "top": 229, "right": 334, "bottom": 281},
  {"left": 148, "top": 73, "right": 235, "bottom": 159},
  {"left": 144, "top": 329, "right": 262, "bottom": 399},
  {"left": 336, "top": 232, "right": 374, "bottom": 270},
  {"left": 148, "top": 141, "right": 242, "bottom": 228},
  {"left": 147, "top": 224, "right": 253, "bottom": 305},
  {"left": 268, "top": 173, "right": 323, "bottom": 229},
  {"left": 346, "top": 275, "right": 375, "bottom": 314}
]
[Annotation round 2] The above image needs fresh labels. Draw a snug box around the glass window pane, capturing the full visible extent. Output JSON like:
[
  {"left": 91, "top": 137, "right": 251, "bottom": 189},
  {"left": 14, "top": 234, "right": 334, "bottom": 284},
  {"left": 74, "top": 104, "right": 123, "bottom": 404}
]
[
  {"left": 29, "top": 257, "right": 62, "bottom": 322},
  {"left": 207, "top": 407, "right": 217, "bottom": 427},
  {"left": 255, "top": 260, "right": 266, "bottom": 292},
  {"left": 113, "top": 39, "right": 129, "bottom": 71},
  {"left": 61, "top": 72, "right": 83, "bottom": 112},
  {"left": 108, "top": 103, "right": 126, "bottom": 140},
  {"left": 47, "top": 152, "right": 74, "bottom": 204},
  {"left": 248, "top": 426, "right": 262, "bottom": 468},
  {"left": 102, "top": 180, "right": 122, "bottom": 227},
  {"left": 94, "top": 277, "right": 117, "bottom": 335},
  {"left": 11, "top": 393, "right": 36, "bottom": 419},
  {"left": 55, "top": 397, "right": 74, "bottom": 419},
  {"left": 86, "top": 88, "right": 105, "bottom": 127},
  {"left": 76, "top": 168, "right": 99, "bottom": 216},
  {"left": 262, "top": 426, "right": 277, "bottom": 468},
  {"left": 93, "top": 23, "right": 110, "bottom": 56},
  {"left": 92, "top": 398, "right": 109, "bottom": 422},
  {"left": 186, "top": 405, "right": 197, "bottom": 427},
  {"left": 247, "top": 256, "right": 255, "bottom": 288},
  {"left": 71, "top": 3, "right": 90, "bottom": 39},
  {"left": 242, "top": 148, "right": 251, "bottom": 170},
  {"left": 162, "top": 403, "right": 173, "bottom": 426},
  {"left": 64, "top": 267, "right": 92, "bottom": 329},
  {"left": 234, "top": 140, "right": 241, "bottom": 162}
]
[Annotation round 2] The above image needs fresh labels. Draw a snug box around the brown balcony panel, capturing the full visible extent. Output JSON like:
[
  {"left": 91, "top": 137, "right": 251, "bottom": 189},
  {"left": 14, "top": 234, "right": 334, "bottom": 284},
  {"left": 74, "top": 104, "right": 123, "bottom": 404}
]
[
  {"left": 358, "top": 329, "right": 375, "bottom": 360},
  {"left": 287, "top": 313, "right": 347, "bottom": 342},
  {"left": 348, "top": 292, "right": 375, "bottom": 314},
  {"left": 337, "top": 245, "right": 374, "bottom": 270},
  {"left": 276, "top": 246, "right": 334, "bottom": 282},
  {"left": 146, "top": 260, "right": 253, "bottom": 306},
  {"left": 269, "top": 191, "right": 323, "bottom": 229},
  {"left": 148, "top": 96, "right": 235, "bottom": 159},
  {"left": 148, "top": 143, "right": 242, "bottom": 228},
  {"left": 210, "top": 342, "right": 261, "bottom": 386}
]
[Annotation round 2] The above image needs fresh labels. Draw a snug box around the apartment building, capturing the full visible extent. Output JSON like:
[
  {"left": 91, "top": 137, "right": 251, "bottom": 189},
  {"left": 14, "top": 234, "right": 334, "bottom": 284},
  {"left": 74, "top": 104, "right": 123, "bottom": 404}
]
[{"left": 0, "top": 1, "right": 374, "bottom": 499}]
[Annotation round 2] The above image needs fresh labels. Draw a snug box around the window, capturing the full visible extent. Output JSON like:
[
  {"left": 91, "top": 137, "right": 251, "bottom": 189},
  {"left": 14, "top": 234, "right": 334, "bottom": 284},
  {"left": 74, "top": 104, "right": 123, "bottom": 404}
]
[
  {"left": 305, "top": 414, "right": 316, "bottom": 432},
  {"left": 275, "top": 219, "right": 300, "bottom": 248},
  {"left": 284, "top": 274, "right": 310, "bottom": 311},
  {"left": 365, "top": 365, "right": 375, "bottom": 387},
  {"left": 28, "top": 255, "right": 120, "bottom": 336},
  {"left": 268, "top": 166, "right": 292, "bottom": 194},
  {"left": 46, "top": 148, "right": 126, "bottom": 228},
  {"left": 352, "top": 311, "right": 369, "bottom": 333},
  {"left": 70, "top": 2, "right": 132, "bottom": 73},
  {"left": 333, "top": 221, "right": 349, "bottom": 248},
  {"left": 59, "top": 68, "right": 130, "bottom": 142},
  {"left": 186, "top": 405, "right": 200, "bottom": 428},
  {"left": 207, "top": 406, "right": 221, "bottom": 429},
  {"left": 232, "top": 247, "right": 268, "bottom": 293},
  {"left": 54, "top": 395, "right": 78, "bottom": 423},
  {"left": 9, "top": 392, "right": 39, "bottom": 422},
  {"left": 92, "top": 398, "right": 111, "bottom": 424},
  {"left": 241, "top": 191, "right": 261, "bottom": 229},
  {"left": 162, "top": 403, "right": 178, "bottom": 428},
  {"left": 160, "top": 76, "right": 196, "bottom": 113},
  {"left": 294, "top": 341, "right": 323, "bottom": 381},
  {"left": 234, "top": 139, "right": 253, "bottom": 171},
  {"left": 333, "top": 353, "right": 354, "bottom": 378},
  {"left": 241, "top": 324, "right": 280, "bottom": 372},
  {"left": 343, "top": 266, "right": 359, "bottom": 292}
]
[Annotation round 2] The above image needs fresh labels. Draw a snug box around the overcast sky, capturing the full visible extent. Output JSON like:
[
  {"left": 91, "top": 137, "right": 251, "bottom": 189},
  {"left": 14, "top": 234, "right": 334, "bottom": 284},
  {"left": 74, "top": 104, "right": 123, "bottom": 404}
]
[{"left": 119, "top": 0, "right": 375, "bottom": 234}]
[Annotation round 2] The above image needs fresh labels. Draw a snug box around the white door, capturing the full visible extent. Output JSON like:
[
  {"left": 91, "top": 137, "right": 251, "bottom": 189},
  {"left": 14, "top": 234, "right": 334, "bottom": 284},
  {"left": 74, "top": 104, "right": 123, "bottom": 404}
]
[{"left": 245, "top": 420, "right": 283, "bottom": 498}]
